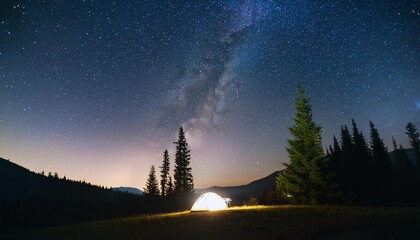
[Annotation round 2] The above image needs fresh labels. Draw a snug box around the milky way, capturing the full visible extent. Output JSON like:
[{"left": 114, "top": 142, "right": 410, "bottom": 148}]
[
  {"left": 0, "top": 0, "right": 419, "bottom": 188},
  {"left": 159, "top": 1, "right": 272, "bottom": 135}
]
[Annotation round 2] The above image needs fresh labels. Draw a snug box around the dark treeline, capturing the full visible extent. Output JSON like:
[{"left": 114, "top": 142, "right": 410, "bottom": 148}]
[
  {"left": 325, "top": 120, "right": 420, "bottom": 206},
  {"left": 0, "top": 156, "right": 195, "bottom": 234},
  {"left": 277, "top": 83, "right": 420, "bottom": 206},
  {"left": 0, "top": 158, "right": 148, "bottom": 233}
]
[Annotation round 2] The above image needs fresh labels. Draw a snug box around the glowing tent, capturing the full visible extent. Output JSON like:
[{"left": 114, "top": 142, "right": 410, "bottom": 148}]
[{"left": 191, "top": 192, "right": 228, "bottom": 211}]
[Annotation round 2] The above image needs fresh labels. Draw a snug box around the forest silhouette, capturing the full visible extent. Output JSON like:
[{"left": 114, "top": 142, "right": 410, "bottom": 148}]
[{"left": 276, "top": 83, "right": 420, "bottom": 206}]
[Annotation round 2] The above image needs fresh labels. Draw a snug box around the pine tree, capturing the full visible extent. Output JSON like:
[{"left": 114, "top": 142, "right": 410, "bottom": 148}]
[
  {"left": 351, "top": 119, "right": 372, "bottom": 204},
  {"left": 327, "top": 145, "right": 333, "bottom": 157},
  {"left": 392, "top": 137, "right": 403, "bottom": 202},
  {"left": 369, "top": 121, "right": 392, "bottom": 204},
  {"left": 167, "top": 176, "right": 174, "bottom": 195},
  {"left": 329, "top": 135, "right": 342, "bottom": 176},
  {"left": 333, "top": 135, "right": 341, "bottom": 156},
  {"left": 370, "top": 121, "right": 390, "bottom": 167},
  {"left": 329, "top": 135, "right": 343, "bottom": 188},
  {"left": 399, "top": 144, "right": 418, "bottom": 205},
  {"left": 405, "top": 122, "right": 420, "bottom": 203},
  {"left": 326, "top": 135, "right": 345, "bottom": 204},
  {"left": 276, "top": 83, "right": 332, "bottom": 204},
  {"left": 392, "top": 137, "right": 408, "bottom": 171},
  {"left": 405, "top": 122, "right": 420, "bottom": 165},
  {"left": 352, "top": 120, "right": 371, "bottom": 162},
  {"left": 144, "top": 165, "right": 159, "bottom": 196},
  {"left": 340, "top": 125, "right": 353, "bottom": 154},
  {"left": 173, "top": 126, "right": 194, "bottom": 194},
  {"left": 391, "top": 137, "right": 417, "bottom": 205},
  {"left": 338, "top": 125, "right": 353, "bottom": 195},
  {"left": 160, "top": 149, "right": 170, "bottom": 196}
]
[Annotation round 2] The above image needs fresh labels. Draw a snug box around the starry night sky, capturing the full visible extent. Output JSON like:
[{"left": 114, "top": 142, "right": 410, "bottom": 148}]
[{"left": 0, "top": 0, "right": 419, "bottom": 188}]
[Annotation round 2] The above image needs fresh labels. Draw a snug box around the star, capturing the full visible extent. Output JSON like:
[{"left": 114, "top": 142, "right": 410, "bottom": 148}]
[{"left": 0, "top": 0, "right": 418, "bottom": 188}]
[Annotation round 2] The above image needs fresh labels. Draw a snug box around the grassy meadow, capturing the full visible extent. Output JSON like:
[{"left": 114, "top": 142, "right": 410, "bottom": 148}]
[{"left": 4, "top": 206, "right": 420, "bottom": 240}]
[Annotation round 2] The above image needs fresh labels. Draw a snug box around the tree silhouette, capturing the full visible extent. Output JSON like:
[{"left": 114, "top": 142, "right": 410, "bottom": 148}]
[
  {"left": 369, "top": 121, "right": 392, "bottom": 204},
  {"left": 340, "top": 125, "right": 353, "bottom": 155},
  {"left": 173, "top": 126, "right": 194, "bottom": 194},
  {"left": 144, "top": 165, "right": 159, "bottom": 196},
  {"left": 352, "top": 120, "right": 371, "bottom": 165},
  {"left": 391, "top": 137, "right": 413, "bottom": 202},
  {"left": 327, "top": 135, "right": 341, "bottom": 188},
  {"left": 276, "top": 83, "right": 332, "bottom": 204},
  {"left": 167, "top": 175, "right": 174, "bottom": 195},
  {"left": 351, "top": 119, "right": 372, "bottom": 204},
  {"left": 338, "top": 125, "right": 354, "bottom": 198},
  {"left": 333, "top": 135, "right": 341, "bottom": 155},
  {"left": 328, "top": 122, "right": 374, "bottom": 204},
  {"left": 405, "top": 122, "right": 420, "bottom": 203},
  {"left": 405, "top": 122, "right": 420, "bottom": 165},
  {"left": 160, "top": 149, "right": 170, "bottom": 196}
]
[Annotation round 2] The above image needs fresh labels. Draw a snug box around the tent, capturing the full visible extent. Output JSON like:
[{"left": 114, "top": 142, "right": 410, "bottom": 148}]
[{"left": 190, "top": 192, "right": 228, "bottom": 211}]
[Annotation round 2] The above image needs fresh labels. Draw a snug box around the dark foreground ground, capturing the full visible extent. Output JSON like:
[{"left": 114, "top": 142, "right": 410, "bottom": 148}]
[{"left": 3, "top": 206, "right": 420, "bottom": 240}]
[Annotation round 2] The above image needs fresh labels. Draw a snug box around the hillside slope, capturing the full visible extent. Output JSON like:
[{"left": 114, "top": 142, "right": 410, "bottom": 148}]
[
  {"left": 0, "top": 158, "right": 146, "bottom": 233},
  {"left": 196, "top": 171, "right": 280, "bottom": 204}
]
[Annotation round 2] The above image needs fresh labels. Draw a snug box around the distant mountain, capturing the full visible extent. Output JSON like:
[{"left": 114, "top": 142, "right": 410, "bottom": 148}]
[
  {"left": 389, "top": 148, "right": 417, "bottom": 163},
  {"left": 195, "top": 171, "right": 280, "bottom": 205},
  {"left": 112, "top": 187, "right": 144, "bottom": 196}
]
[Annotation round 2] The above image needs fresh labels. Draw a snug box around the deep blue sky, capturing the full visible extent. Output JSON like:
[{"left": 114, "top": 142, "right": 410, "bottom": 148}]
[{"left": 0, "top": 0, "right": 419, "bottom": 188}]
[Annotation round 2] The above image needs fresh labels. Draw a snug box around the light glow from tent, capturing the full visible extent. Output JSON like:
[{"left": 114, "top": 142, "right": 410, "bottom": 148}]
[{"left": 191, "top": 192, "right": 228, "bottom": 211}]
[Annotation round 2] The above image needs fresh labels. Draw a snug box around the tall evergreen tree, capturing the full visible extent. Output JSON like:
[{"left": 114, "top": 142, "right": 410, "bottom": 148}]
[
  {"left": 351, "top": 119, "right": 372, "bottom": 203},
  {"left": 369, "top": 121, "right": 390, "bottom": 167},
  {"left": 173, "top": 126, "right": 194, "bottom": 194},
  {"left": 340, "top": 125, "right": 353, "bottom": 154},
  {"left": 405, "top": 122, "right": 420, "bottom": 165},
  {"left": 391, "top": 137, "right": 403, "bottom": 203},
  {"left": 167, "top": 176, "right": 174, "bottom": 195},
  {"left": 328, "top": 136, "right": 341, "bottom": 177},
  {"left": 369, "top": 121, "right": 392, "bottom": 204},
  {"left": 337, "top": 125, "right": 354, "bottom": 195},
  {"left": 333, "top": 135, "right": 341, "bottom": 156},
  {"left": 405, "top": 122, "right": 420, "bottom": 203},
  {"left": 144, "top": 165, "right": 159, "bottom": 196},
  {"left": 399, "top": 143, "right": 418, "bottom": 205},
  {"left": 276, "top": 83, "right": 332, "bottom": 204},
  {"left": 392, "top": 137, "right": 409, "bottom": 171},
  {"left": 351, "top": 120, "right": 370, "bottom": 161},
  {"left": 327, "top": 145, "right": 333, "bottom": 157},
  {"left": 326, "top": 135, "right": 345, "bottom": 203},
  {"left": 391, "top": 137, "right": 417, "bottom": 205},
  {"left": 329, "top": 135, "right": 342, "bottom": 175},
  {"left": 159, "top": 149, "right": 170, "bottom": 196}
]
